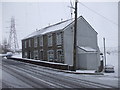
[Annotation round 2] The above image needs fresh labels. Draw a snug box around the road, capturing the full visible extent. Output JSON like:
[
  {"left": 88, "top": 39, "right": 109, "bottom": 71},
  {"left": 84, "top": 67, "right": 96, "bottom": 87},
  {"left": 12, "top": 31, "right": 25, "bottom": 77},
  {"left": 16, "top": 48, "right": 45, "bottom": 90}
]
[{"left": 1, "top": 58, "right": 117, "bottom": 89}]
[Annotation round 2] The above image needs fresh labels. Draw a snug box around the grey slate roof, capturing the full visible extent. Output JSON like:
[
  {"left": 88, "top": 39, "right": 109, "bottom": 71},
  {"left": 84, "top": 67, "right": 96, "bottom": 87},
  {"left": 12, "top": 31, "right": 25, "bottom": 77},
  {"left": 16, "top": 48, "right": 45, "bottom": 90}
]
[
  {"left": 23, "top": 19, "right": 73, "bottom": 40},
  {"left": 22, "top": 16, "right": 97, "bottom": 40}
]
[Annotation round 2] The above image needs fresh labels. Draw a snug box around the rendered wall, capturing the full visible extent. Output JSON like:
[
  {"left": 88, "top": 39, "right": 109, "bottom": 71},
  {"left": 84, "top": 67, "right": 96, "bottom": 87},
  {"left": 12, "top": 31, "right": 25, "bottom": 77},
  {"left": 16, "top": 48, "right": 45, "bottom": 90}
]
[
  {"left": 63, "top": 23, "right": 74, "bottom": 66},
  {"left": 77, "top": 53, "right": 87, "bottom": 69},
  {"left": 77, "top": 17, "right": 100, "bottom": 70},
  {"left": 63, "top": 17, "right": 100, "bottom": 70},
  {"left": 86, "top": 53, "right": 98, "bottom": 70}
]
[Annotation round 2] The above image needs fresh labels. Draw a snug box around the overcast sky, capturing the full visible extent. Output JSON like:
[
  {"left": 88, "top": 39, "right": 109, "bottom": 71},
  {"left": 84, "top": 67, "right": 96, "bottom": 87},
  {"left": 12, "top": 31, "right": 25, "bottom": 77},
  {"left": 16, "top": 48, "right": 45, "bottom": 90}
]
[{"left": 0, "top": 0, "right": 118, "bottom": 49}]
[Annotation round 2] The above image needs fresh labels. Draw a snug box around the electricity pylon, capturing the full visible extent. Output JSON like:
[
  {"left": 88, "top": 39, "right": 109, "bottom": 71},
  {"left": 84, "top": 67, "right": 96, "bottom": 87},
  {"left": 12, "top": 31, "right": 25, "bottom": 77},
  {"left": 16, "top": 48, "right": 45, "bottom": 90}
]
[{"left": 8, "top": 17, "right": 19, "bottom": 52}]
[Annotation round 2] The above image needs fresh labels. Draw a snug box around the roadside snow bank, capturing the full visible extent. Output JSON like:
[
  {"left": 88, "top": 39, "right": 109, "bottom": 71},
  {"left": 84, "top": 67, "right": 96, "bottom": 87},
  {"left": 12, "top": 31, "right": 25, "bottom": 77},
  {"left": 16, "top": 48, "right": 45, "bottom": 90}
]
[
  {"left": 76, "top": 70, "right": 95, "bottom": 73},
  {"left": 12, "top": 53, "right": 22, "bottom": 58}
]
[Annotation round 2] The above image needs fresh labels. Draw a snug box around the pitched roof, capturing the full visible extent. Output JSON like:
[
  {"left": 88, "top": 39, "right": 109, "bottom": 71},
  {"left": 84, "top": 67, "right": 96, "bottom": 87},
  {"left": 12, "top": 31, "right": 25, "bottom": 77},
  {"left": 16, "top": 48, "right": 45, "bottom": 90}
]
[
  {"left": 22, "top": 16, "right": 97, "bottom": 40},
  {"left": 77, "top": 46, "right": 97, "bottom": 52},
  {"left": 23, "top": 18, "right": 73, "bottom": 40},
  {"left": 80, "top": 46, "right": 97, "bottom": 52}
]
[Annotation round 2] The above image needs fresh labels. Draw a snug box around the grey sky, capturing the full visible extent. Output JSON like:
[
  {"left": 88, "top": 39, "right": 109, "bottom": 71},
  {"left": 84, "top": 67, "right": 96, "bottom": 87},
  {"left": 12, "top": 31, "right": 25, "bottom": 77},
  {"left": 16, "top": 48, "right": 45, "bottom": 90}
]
[{"left": 1, "top": 1, "right": 118, "bottom": 49}]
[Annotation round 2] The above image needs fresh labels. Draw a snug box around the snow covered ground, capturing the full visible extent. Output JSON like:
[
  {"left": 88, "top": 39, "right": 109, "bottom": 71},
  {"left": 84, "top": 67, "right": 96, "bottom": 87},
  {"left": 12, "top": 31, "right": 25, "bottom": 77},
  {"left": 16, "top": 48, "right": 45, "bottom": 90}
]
[
  {"left": 2, "top": 70, "right": 32, "bottom": 88},
  {"left": 12, "top": 52, "right": 119, "bottom": 78},
  {"left": 4, "top": 53, "right": 119, "bottom": 88},
  {"left": 12, "top": 53, "right": 22, "bottom": 58},
  {"left": 76, "top": 70, "right": 95, "bottom": 73}
]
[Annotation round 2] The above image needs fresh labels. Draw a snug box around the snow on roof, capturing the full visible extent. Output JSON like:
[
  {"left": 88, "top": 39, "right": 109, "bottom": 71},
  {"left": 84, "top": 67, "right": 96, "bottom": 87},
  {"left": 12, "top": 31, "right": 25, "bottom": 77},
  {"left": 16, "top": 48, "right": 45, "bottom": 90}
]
[
  {"left": 22, "top": 16, "right": 97, "bottom": 40},
  {"left": 23, "top": 19, "right": 73, "bottom": 39},
  {"left": 79, "top": 46, "right": 97, "bottom": 52}
]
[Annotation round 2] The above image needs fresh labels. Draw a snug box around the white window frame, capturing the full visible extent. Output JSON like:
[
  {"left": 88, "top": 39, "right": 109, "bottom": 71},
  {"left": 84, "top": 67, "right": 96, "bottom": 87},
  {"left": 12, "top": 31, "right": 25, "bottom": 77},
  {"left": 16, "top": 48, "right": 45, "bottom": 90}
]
[
  {"left": 24, "top": 41, "right": 27, "bottom": 48},
  {"left": 47, "top": 50, "right": 54, "bottom": 61},
  {"left": 56, "top": 32, "right": 62, "bottom": 45},
  {"left": 47, "top": 34, "right": 52, "bottom": 46},
  {"left": 28, "top": 39, "right": 31, "bottom": 47},
  {"left": 34, "top": 37, "right": 38, "bottom": 47},
  {"left": 39, "top": 36, "right": 43, "bottom": 46}
]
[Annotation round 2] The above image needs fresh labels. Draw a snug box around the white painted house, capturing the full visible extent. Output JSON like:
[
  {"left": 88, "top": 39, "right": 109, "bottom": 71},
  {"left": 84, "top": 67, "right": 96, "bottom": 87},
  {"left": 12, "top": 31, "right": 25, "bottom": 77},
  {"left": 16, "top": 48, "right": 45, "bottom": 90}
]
[
  {"left": 63, "top": 16, "right": 100, "bottom": 70},
  {"left": 22, "top": 16, "right": 100, "bottom": 71}
]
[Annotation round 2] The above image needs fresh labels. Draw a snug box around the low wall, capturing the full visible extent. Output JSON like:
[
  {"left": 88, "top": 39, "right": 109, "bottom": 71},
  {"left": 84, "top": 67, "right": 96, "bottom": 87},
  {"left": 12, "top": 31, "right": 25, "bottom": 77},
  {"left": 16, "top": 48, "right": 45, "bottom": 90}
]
[{"left": 10, "top": 57, "right": 73, "bottom": 70}]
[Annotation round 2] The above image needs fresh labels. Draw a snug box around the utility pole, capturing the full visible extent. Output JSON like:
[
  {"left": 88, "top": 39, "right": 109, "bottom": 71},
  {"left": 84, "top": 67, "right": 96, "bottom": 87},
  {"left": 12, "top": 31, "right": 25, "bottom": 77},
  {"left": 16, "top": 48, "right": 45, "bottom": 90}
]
[
  {"left": 73, "top": 0, "right": 78, "bottom": 71},
  {"left": 103, "top": 38, "right": 106, "bottom": 67}
]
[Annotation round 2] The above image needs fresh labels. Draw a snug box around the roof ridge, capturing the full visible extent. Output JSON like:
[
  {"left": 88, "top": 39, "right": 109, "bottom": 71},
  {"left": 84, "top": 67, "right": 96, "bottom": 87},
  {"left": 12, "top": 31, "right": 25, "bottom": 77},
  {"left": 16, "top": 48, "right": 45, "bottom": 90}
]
[
  {"left": 22, "top": 16, "right": 84, "bottom": 40},
  {"left": 38, "top": 18, "right": 72, "bottom": 31}
]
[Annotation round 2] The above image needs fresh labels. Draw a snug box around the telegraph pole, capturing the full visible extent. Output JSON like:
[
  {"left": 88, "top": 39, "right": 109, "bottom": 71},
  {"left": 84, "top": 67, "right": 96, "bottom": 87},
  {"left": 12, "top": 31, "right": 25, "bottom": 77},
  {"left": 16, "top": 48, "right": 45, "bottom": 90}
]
[
  {"left": 73, "top": 0, "right": 78, "bottom": 71},
  {"left": 103, "top": 38, "right": 106, "bottom": 67}
]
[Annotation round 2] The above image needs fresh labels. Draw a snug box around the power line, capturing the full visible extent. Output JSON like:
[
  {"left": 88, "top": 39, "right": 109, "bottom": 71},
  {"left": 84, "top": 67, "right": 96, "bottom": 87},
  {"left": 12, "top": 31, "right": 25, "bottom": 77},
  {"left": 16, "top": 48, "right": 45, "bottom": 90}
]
[{"left": 78, "top": 2, "right": 118, "bottom": 26}]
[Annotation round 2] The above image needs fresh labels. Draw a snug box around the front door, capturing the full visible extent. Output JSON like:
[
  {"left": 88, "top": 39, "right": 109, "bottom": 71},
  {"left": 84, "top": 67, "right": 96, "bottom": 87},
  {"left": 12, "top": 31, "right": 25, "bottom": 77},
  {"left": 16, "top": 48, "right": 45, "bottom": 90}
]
[
  {"left": 40, "top": 50, "right": 44, "bottom": 60},
  {"left": 28, "top": 51, "right": 31, "bottom": 59}
]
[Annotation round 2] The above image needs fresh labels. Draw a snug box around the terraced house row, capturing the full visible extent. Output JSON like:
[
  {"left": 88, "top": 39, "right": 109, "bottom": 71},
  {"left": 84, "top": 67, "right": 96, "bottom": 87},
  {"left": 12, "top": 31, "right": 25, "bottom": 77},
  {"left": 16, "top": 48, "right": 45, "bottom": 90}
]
[
  {"left": 22, "top": 30, "right": 64, "bottom": 63},
  {"left": 22, "top": 16, "right": 101, "bottom": 70}
]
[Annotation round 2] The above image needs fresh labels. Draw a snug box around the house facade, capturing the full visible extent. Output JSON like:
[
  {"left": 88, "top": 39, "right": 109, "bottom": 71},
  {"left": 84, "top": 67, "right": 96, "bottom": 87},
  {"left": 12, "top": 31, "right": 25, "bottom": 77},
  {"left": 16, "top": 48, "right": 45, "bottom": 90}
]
[{"left": 22, "top": 16, "right": 100, "bottom": 70}]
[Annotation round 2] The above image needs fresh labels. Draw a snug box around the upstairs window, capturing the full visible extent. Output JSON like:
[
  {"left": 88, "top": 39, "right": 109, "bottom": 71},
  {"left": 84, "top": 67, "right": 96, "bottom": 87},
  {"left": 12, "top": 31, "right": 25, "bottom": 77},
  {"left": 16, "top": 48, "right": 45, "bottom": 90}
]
[
  {"left": 39, "top": 36, "right": 43, "bottom": 46},
  {"left": 28, "top": 39, "right": 31, "bottom": 47},
  {"left": 34, "top": 37, "right": 38, "bottom": 47},
  {"left": 24, "top": 41, "right": 27, "bottom": 48},
  {"left": 47, "top": 34, "right": 52, "bottom": 46},
  {"left": 56, "top": 32, "right": 62, "bottom": 45}
]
